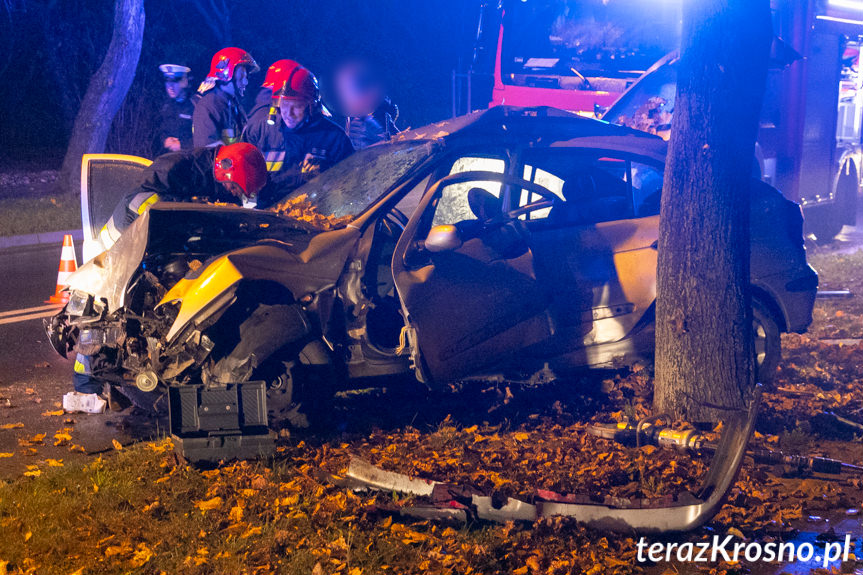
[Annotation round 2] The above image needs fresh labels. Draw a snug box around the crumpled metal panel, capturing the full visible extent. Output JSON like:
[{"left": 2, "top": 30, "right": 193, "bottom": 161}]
[{"left": 65, "top": 211, "right": 152, "bottom": 313}]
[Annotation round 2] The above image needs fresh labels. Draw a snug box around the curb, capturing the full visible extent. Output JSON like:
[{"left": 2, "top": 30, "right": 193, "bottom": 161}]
[{"left": 0, "top": 229, "right": 83, "bottom": 250}]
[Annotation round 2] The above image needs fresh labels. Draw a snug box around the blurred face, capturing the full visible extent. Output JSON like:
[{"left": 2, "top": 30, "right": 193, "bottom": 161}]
[
  {"left": 233, "top": 66, "right": 249, "bottom": 97},
  {"left": 336, "top": 62, "right": 384, "bottom": 117},
  {"left": 279, "top": 99, "right": 308, "bottom": 130},
  {"left": 164, "top": 76, "right": 189, "bottom": 100}
]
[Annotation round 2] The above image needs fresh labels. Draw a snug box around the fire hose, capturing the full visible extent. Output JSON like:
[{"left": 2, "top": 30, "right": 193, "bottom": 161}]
[{"left": 587, "top": 418, "right": 863, "bottom": 475}]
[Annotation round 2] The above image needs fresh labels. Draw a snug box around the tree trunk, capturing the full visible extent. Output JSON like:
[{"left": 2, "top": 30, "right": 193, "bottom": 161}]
[
  {"left": 654, "top": 0, "right": 772, "bottom": 422},
  {"left": 58, "top": 0, "right": 144, "bottom": 195}
]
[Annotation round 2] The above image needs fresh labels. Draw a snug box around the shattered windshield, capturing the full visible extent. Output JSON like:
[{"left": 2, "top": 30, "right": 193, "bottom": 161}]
[
  {"left": 501, "top": 0, "right": 680, "bottom": 82},
  {"left": 271, "top": 141, "right": 437, "bottom": 229},
  {"left": 603, "top": 58, "right": 678, "bottom": 139}
]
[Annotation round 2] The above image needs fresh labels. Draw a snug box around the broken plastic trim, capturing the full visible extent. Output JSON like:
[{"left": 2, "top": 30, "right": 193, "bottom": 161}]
[{"left": 344, "top": 389, "right": 761, "bottom": 533}]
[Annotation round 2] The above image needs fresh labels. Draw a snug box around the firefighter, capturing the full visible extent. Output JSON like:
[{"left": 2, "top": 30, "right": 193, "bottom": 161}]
[
  {"left": 157, "top": 64, "right": 195, "bottom": 152},
  {"left": 333, "top": 58, "right": 400, "bottom": 150},
  {"left": 242, "top": 63, "right": 353, "bottom": 191},
  {"left": 99, "top": 143, "right": 270, "bottom": 250},
  {"left": 71, "top": 144, "right": 271, "bottom": 410},
  {"left": 193, "top": 47, "right": 259, "bottom": 148}
]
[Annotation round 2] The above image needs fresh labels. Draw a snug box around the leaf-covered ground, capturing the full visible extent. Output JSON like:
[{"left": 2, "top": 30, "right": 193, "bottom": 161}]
[{"left": 4, "top": 250, "right": 863, "bottom": 574}]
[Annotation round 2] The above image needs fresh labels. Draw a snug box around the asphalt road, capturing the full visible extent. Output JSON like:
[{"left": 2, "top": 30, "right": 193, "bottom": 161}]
[{"left": 0, "top": 241, "right": 154, "bottom": 479}]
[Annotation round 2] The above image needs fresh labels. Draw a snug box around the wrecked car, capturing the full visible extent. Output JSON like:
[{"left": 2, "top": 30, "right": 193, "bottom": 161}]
[{"left": 45, "top": 106, "right": 817, "bottom": 460}]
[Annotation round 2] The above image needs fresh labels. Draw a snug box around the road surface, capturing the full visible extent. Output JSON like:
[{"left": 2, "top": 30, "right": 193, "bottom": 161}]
[{"left": 0, "top": 241, "right": 157, "bottom": 478}]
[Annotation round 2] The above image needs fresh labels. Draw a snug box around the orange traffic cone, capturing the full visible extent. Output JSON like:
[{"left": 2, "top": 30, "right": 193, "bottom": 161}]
[{"left": 47, "top": 234, "right": 78, "bottom": 304}]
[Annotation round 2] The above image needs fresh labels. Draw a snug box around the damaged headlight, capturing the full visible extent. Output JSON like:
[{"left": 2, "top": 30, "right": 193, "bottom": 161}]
[
  {"left": 65, "top": 291, "right": 93, "bottom": 317},
  {"left": 66, "top": 291, "right": 106, "bottom": 320},
  {"left": 75, "top": 325, "right": 125, "bottom": 356}
]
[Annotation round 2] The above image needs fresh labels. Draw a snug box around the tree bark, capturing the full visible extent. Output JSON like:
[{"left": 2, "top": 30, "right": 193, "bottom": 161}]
[
  {"left": 654, "top": 0, "right": 771, "bottom": 422},
  {"left": 59, "top": 0, "right": 144, "bottom": 194}
]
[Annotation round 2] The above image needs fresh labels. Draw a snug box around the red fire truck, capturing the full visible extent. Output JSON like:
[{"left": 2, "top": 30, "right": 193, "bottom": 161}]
[{"left": 460, "top": 0, "right": 863, "bottom": 241}]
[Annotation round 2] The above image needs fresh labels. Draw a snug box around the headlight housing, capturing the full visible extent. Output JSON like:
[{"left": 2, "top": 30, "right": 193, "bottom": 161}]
[{"left": 65, "top": 291, "right": 93, "bottom": 317}]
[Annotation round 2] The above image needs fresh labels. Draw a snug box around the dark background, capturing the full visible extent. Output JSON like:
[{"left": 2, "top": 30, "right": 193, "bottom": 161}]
[{"left": 0, "top": 0, "right": 483, "bottom": 167}]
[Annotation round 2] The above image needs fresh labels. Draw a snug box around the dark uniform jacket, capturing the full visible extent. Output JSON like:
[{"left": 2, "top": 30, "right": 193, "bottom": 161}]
[
  {"left": 242, "top": 105, "right": 354, "bottom": 191},
  {"left": 158, "top": 96, "right": 195, "bottom": 151},
  {"left": 192, "top": 87, "right": 246, "bottom": 148},
  {"left": 345, "top": 97, "right": 400, "bottom": 150},
  {"left": 109, "top": 147, "right": 284, "bottom": 233}
]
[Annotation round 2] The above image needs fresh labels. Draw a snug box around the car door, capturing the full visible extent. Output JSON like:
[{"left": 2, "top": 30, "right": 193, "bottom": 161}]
[
  {"left": 517, "top": 150, "right": 662, "bottom": 353},
  {"left": 391, "top": 154, "right": 555, "bottom": 384},
  {"left": 80, "top": 154, "right": 152, "bottom": 262}
]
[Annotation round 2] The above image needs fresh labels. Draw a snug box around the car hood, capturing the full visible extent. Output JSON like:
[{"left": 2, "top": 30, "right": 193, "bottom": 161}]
[{"left": 66, "top": 204, "right": 318, "bottom": 312}]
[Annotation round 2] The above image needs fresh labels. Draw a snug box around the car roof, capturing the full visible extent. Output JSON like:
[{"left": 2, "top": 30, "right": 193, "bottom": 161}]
[{"left": 390, "top": 105, "right": 668, "bottom": 163}]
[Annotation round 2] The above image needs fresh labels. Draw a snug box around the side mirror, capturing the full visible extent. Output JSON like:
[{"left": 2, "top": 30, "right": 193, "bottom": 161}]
[{"left": 425, "top": 224, "right": 463, "bottom": 253}]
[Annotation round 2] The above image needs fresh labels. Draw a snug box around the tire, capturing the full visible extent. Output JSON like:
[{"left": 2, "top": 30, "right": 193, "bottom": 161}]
[
  {"left": 804, "top": 203, "right": 844, "bottom": 244},
  {"left": 206, "top": 301, "right": 336, "bottom": 431},
  {"left": 117, "top": 384, "right": 168, "bottom": 416},
  {"left": 264, "top": 341, "right": 336, "bottom": 431},
  {"left": 753, "top": 300, "right": 781, "bottom": 386}
]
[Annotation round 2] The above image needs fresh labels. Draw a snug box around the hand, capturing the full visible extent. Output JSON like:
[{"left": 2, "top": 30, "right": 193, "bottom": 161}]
[
  {"left": 164, "top": 137, "right": 181, "bottom": 152},
  {"left": 300, "top": 153, "right": 323, "bottom": 176}
]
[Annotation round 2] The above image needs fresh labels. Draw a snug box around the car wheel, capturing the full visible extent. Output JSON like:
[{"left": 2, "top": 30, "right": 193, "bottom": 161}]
[
  {"left": 265, "top": 341, "right": 336, "bottom": 431},
  {"left": 117, "top": 384, "right": 168, "bottom": 416},
  {"left": 805, "top": 203, "right": 844, "bottom": 244},
  {"left": 753, "top": 300, "right": 781, "bottom": 385},
  {"left": 208, "top": 334, "right": 336, "bottom": 432}
]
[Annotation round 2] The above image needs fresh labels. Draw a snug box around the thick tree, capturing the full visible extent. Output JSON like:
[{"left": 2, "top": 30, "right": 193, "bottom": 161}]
[
  {"left": 59, "top": 0, "right": 144, "bottom": 194},
  {"left": 654, "top": 0, "right": 772, "bottom": 422}
]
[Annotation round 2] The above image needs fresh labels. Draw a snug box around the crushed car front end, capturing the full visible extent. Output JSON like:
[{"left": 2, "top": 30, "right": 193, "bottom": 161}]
[{"left": 44, "top": 204, "right": 320, "bottom": 397}]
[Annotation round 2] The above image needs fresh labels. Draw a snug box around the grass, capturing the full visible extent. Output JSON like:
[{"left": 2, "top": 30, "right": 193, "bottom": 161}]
[
  {"left": 805, "top": 248, "right": 863, "bottom": 338},
  {"left": 0, "top": 439, "right": 581, "bottom": 575},
  {"left": 0, "top": 196, "right": 81, "bottom": 237}
]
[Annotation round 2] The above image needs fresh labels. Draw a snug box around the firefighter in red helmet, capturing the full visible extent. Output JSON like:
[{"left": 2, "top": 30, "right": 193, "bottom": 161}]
[
  {"left": 99, "top": 143, "right": 270, "bottom": 250},
  {"left": 254, "top": 59, "right": 303, "bottom": 124},
  {"left": 193, "top": 47, "right": 260, "bottom": 148},
  {"left": 72, "top": 143, "right": 270, "bottom": 408},
  {"left": 242, "top": 62, "right": 353, "bottom": 191}
]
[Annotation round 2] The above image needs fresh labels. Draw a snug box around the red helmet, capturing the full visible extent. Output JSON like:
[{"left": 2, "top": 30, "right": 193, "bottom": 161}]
[
  {"left": 214, "top": 143, "right": 267, "bottom": 198},
  {"left": 206, "top": 47, "right": 260, "bottom": 83},
  {"left": 262, "top": 59, "right": 301, "bottom": 90},
  {"left": 273, "top": 66, "right": 320, "bottom": 106}
]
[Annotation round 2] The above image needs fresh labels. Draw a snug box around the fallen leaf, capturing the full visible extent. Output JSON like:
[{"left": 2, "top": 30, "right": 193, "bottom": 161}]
[
  {"left": 727, "top": 526, "right": 745, "bottom": 539},
  {"left": 130, "top": 543, "right": 153, "bottom": 567},
  {"left": 46, "top": 459, "right": 63, "bottom": 467},
  {"left": 194, "top": 497, "right": 223, "bottom": 513},
  {"left": 0, "top": 453, "right": 12, "bottom": 458},
  {"left": 42, "top": 410, "right": 64, "bottom": 417},
  {"left": 53, "top": 430, "right": 72, "bottom": 446},
  {"left": 241, "top": 525, "right": 262, "bottom": 539},
  {"left": 112, "top": 439, "right": 123, "bottom": 451},
  {"left": 0, "top": 423, "right": 23, "bottom": 430}
]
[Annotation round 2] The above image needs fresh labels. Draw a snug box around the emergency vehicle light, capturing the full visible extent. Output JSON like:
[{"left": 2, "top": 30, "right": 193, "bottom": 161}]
[{"left": 829, "top": 0, "right": 863, "bottom": 12}]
